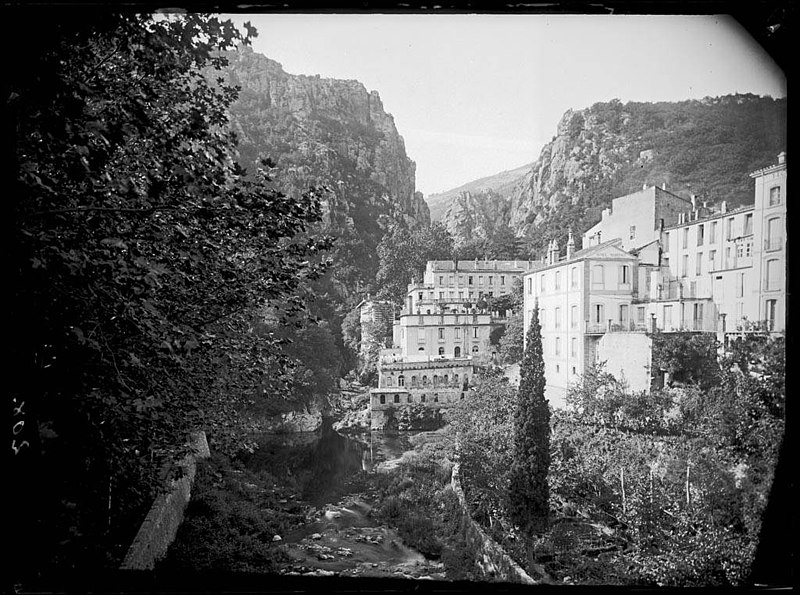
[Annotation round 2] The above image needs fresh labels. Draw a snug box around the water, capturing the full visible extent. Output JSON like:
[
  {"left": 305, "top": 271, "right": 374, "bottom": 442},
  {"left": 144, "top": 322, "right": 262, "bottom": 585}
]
[{"left": 242, "top": 425, "right": 445, "bottom": 579}]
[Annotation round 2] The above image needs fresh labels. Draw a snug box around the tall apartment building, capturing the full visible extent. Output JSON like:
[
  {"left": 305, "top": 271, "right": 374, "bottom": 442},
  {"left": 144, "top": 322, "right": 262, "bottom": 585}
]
[
  {"left": 370, "top": 259, "right": 537, "bottom": 429},
  {"left": 523, "top": 153, "right": 787, "bottom": 407}
]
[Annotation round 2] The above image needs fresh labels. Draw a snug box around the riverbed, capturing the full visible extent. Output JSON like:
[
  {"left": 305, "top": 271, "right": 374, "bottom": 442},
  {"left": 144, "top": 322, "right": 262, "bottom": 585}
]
[{"left": 241, "top": 426, "right": 448, "bottom": 579}]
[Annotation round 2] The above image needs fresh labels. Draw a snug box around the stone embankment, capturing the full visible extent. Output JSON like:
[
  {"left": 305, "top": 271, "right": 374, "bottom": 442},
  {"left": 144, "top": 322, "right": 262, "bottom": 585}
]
[
  {"left": 121, "top": 432, "right": 210, "bottom": 570},
  {"left": 449, "top": 462, "right": 537, "bottom": 585}
]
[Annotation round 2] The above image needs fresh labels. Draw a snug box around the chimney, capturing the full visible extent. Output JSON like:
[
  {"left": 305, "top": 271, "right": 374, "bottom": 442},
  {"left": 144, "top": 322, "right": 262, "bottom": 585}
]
[
  {"left": 662, "top": 182, "right": 667, "bottom": 190},
  {"left": 566, "top": 230, "right": 575, "bottom": 260},
  {"left": 721, "top": 201, "right": 727, "bottom": 214},
  {"left": 778, "top": 151, "right": 786, "bottom": 165},
  {"left": 643, "top": 183, "right": 648, "bottom": 191},
  {"left": 690, "top": 194, "right": 697, "bottom": 210}
]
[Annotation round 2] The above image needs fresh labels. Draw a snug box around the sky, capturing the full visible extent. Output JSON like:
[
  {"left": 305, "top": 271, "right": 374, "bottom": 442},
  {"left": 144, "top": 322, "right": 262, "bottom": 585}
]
[{"left": 225, "top": 14, "right": 786, "bottom": 196}]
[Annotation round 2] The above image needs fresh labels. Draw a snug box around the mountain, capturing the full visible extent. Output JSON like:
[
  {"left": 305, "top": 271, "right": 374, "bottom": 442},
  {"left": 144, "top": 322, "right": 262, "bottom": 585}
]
[
  {"left": 438, "top": 95, "right": 787, "bottom": 259},
  {"left": 425, "top": 162, "right": 532, "bottom": 222},
  {"left": 221, "top": 47, "right": 430, "bottom": 299}
]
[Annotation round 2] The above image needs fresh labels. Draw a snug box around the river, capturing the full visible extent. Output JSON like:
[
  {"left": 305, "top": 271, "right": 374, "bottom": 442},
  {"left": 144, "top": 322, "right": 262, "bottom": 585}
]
[{"left": 241, "top": 425, "right": 448, "bottom": 580}]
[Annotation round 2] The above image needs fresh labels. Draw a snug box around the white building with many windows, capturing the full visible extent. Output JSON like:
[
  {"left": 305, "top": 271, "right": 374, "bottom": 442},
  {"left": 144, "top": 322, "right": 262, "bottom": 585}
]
[{"left": 523, "top": 153, "right": 787, "bottom": 407}]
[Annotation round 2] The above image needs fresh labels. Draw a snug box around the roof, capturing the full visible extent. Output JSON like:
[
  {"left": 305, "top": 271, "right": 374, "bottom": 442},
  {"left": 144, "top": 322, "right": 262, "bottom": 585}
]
[
  {"left": 523, "top": 239, "right": 635, "bottom": 276},
  {"left": 427, "top": 259, "right": 535, "bottom": 273}
]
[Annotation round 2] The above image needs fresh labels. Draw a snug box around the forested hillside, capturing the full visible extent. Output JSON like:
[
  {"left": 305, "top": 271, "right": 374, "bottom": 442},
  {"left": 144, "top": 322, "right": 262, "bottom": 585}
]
[{"left": 437, "top": 95, "right": 786, "bottom": 259}]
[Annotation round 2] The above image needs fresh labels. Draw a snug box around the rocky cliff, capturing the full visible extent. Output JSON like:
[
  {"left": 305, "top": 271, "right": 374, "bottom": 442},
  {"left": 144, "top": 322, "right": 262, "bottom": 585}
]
[
  {"left": 438, "top": 95, "right": 786, "bottom": 258},
  {"left": 222, "top": 47, "right": 429, "bottom": 293}
]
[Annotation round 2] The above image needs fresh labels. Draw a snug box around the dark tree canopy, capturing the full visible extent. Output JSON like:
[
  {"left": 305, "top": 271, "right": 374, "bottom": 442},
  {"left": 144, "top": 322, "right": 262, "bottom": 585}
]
[
  {"left": 10, "top": 12, "right": 332, "bottom": 574},
  {"left": 508, "top": 305, "right": 551, "bottom": 536}
]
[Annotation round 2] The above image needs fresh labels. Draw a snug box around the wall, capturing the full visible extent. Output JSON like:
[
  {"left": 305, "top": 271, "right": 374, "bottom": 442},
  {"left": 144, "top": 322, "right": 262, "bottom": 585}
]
[
  {"left": 450, "top": 463, "right": 537, "bottom": 585},
  {"left": 120, "top": 432, "right": 210, "bottom": 570},
  {"left": 596, "top": 333, "right": 653, "bottom": 393}
]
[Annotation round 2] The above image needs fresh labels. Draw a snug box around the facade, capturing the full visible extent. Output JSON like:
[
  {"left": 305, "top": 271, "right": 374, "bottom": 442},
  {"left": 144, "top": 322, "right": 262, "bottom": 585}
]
[
  {"left": 370, "top": 259, "right": 537, "bottom": 429},
  {"left": 524, "top": 153, "right": 787, "bottom": 407},
  {"left": 357, "top": 298, "right": 395, "bottom": 359}
]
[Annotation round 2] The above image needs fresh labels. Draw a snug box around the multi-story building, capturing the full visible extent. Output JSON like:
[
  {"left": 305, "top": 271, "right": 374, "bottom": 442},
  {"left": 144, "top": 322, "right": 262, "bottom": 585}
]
[
  {"left": 523, "top": 153, "right": 787, "bottom": 407},
  {"left": 370, "top": 259, "right": 537, "bottom": 429}
]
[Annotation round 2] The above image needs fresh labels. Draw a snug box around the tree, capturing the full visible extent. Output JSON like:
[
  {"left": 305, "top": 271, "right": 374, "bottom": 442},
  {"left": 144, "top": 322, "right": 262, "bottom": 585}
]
[
  {"left": 10, "top": 12, "right": 331, "bottom": 574},
  {"left": 375, "top": 222, "right": 454, "bottom": 305},
  {"left": 508, "top": 305, "right": 551, "bottom": 537}
]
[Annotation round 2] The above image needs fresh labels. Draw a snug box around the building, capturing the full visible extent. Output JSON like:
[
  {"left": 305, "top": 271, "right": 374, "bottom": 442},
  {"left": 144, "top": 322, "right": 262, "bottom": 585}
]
[
  {"left": 357, "top": 298, "right": 395, "bottom": 359},
  {"left": 370, "top": 259, "right": 538, "bottom": 429},
  {"left": 523, "top": 153, "right": 787, "bottom": 407}
]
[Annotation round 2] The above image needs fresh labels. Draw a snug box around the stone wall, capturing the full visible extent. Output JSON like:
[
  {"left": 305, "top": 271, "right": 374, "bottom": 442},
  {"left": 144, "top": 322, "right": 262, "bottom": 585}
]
[
  {"left": 450, "top": 463, "right": 537, "bottom": 585},
  {"left": 120, "top": 432, "right": 210, "bottom": 570}
]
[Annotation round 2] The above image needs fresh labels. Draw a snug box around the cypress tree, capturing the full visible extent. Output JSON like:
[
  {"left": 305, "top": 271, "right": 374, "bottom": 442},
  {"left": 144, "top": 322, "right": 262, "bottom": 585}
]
[{"left": 508, "top": 303, "right": 551, "bottom": 536}]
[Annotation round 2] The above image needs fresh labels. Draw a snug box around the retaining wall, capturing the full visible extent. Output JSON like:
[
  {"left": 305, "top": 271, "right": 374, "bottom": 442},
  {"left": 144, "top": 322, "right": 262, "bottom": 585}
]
[
  {"left": 450, "top": 462, "right": 537, "bottom": 585},
  {"left": 120, "top": 431, "right": 210, "bottom": 570}
]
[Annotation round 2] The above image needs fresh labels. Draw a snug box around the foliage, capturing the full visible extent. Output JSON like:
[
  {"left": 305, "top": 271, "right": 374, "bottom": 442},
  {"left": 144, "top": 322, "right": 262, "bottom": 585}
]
[
  {"left": 651, "top": 332, "right": 721, "bottom": 388},
  {"left": 10, "top": 13, "right": 331, "bottom": 573},
  {"left": 373, "top": 437, "right": 482, "bottom": 580},
  {"left": 375, "top": 222, "right": 454, "bottom": 305},
  {"left": 508, "top": 306, "right": 551, "bottom": 536},
  {"left": 397, "top": 403, "right": 445, "bottom": 431},
  {"left": 495, "top": 278, "right": 525, "bottom": 364},
  {"left": 159, "top": 453, "right": 302, "bottom": 573},
  {"left": 452, "top": 370, "right": 516, "bottom": 528},
  {"left": 544, "top": 334, "right": 785, "bottom": 585}
]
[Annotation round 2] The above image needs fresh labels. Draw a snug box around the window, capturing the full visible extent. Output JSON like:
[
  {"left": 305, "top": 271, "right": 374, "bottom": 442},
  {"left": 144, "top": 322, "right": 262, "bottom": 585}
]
[
  {"left": 769, "top": 186, "right": 782, "bottom": 206},
  {"left": 421, "top": 394, "right": 426, "bottom": 403},
  {"left": 726, "top": 218, "right": 734, "bottom": 240},
  {"left": 439, "top": 291, "right": 444, "bottom": 300},
  {"left": 433, "top": 375, "right": 439, "bottom": 386},
  {"left": 630, "top": 225, "right": 636, "bottom": 240},
  {"left": 593, "top": 304, "right": 604, "bottom": 324},
  {"left": 454, "top": 346, "right": 461, "bottom": 358},
  {"left": 438, "top": 327, "right": 444, "bottom": 340},
  {"left": 540, "top": 274, "right": 545, "bottom": 292},
  {"left": 555, "top": 337, "right": 561, "bottom": 356},
  {"left": 744, "top": 214, "right": 753, "bottom": 236},
  {"left": 663, "top": 232, "right": 670, "bottom": 252},
  {"left": 696, "top": 253, "right": 702, "bottom": 276},
  {"left": 438, "top": 347, "right": 445, "bottom": 356},
  {"left": 455, "top": 327, "right": 461, "bottom": 339},
  {"left": 726, "top": 246, "right": 732, "bottom": 268},
  {"left": 682, "top": 228, "right": 689, "bottom": 249},
  {"left": 570, "top": 267, "right": 577, "bottom": 288},
  {"left": 458, "top": 291, "right": 463, "bottom": 300},
  {"left": 473, "top": 327, "right": 479, "bottom": 338},
  {"left": 592, "top": 265, "right": 605, "bottom": 288},
  {"left": 398, "top": 376, "right": 405, "bottom": 387},
  {"left": 394, "top": 394, "right": 400, "bottom": 403},
  {"left": 527, "top": 278, "right": 532, "bottom": 294},
  {"left": 737, "top": 272, "right": 745, "bottom": 298},
  {"left": 555, "top": 271, "right": 561, "bottom": 290},
  {"left": 386, "top": 376, "right": 393, "bottom": 387},
  {"left": 571, "top": 337, "right": 577, "bottom": 357},
  {"left": 709, "top": 250, "right": 716, "bottom": 269},
  {"left": 637, "top": 306, "right": 646, "bottom": 324},
  {"left": 766, "top": 259, "right": 780, "bottom": 291},
  {"left": 439, "top": 275, "right": 444, "bottom": 285},
  {"left": 766, "top": 299, "right": 778, "bottom": 330},
  {"left": 453, "top": 374, "right": 459, "bottom": 385},
  {"left": 710, "top": 222, "right": 717, "bottom": 243},
  {"left": 501, "top": 276, "right": 506, "bottom": 285},
  {"left": 379, "top": 395, "right": 386, "bottom": 404},
  {"left": 663, "top": 305, "right": 673, "bottom": 327},
  {"left": 554, "top": 307, "right": 561, "bottom": 329},
  {"left": 488, "top": 276, "right": 493, "bottom": 285},
  {"left": 449, "top": 275, "right": 454, "bottom": 285},
  {"left": 570, "top": 305, "right": 578, "bottom": 329},
  {"left": 442, "top": 374, "right": 448, "bottom": 385},
  {"left": 693, "top": 303, "right": 704, "bottom": 329},
  {"left": 681, "top": 254, "right": 689, "bottom": 277},
  {"left": 472, "top": 345, "right": 479, "bottom": 354},
  {"left": 478, "top": 276, "right": 483, "bottom": 285},
  {"left": 620, "top": 265, "right": 630, "bottom": 285},
  {"left": 468, "top": 276, "right": 473, "bottom": 285},
  {"left": 408, "top": 395, "right": 413, "bottom": 404},
  {"left": 418, "top": 292, "right": 423, "bottom": 301},
  {"left": 422, "top": 375, "right": 428, "bottom": 386},
  {"left": 697, "top": 224, "right": 704, "bottom": 246},
  {"left": 411, "top": 376, "right": 418, "bottom": 387},
  {"left": 620, "top": 304, "right": 629, "bottom": 325},
  {"left": 766, "top": 217, "right": 782, "bottom": 251}
]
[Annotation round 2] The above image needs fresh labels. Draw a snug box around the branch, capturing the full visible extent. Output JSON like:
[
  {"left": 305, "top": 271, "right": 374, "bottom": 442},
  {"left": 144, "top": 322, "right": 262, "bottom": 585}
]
[{"left": 26, "top": 205, "right": 178, "bottom": 218}]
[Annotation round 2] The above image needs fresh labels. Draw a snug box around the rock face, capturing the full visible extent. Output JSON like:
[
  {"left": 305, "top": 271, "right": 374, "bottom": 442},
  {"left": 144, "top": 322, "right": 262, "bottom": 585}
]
[
  {"left": 438, "top": 95, "right": 787, "bottom": 258},
  {"left": 222, "top": 48, "right": 429, "bottom": 288}
]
